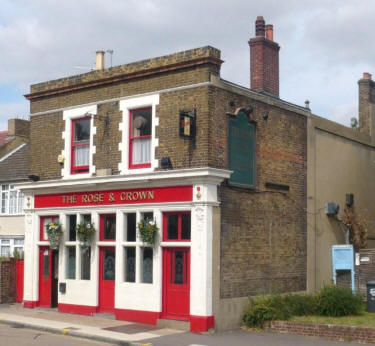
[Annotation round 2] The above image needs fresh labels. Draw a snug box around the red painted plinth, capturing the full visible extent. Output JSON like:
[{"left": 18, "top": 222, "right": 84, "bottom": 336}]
[
  {"left": 190, "top": 315, "right": 215, "bottom": 333},
  {"left": 58, "top": 303, "right": 98, "bottom": 316},
  {"left": 23, "top": 301, "right": 38, "bottom": 309},
  {"left": 115, "top": 308, "right": 161, "bottom": 325}
]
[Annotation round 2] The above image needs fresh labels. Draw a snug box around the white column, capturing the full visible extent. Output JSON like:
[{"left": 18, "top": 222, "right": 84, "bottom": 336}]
[
  {"left": 190, "top": 204, "right": 213, "bottom": 317},
  {"left": 23, "top": 195, "right": 38, "bottom": 302}
]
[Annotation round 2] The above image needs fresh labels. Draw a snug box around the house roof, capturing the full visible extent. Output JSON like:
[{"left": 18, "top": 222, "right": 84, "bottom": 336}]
[{"left": 0, "top": 142, "right": 29, "bottom": 183}]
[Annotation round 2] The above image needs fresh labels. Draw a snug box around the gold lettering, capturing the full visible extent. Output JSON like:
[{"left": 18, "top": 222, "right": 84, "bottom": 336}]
[
  {"left": 147, "top": 191, "right": 154, "bottom": 199},
  {"left": 82, "top": 195, "right": 88, "bottom": 203},
  {"left": 126, "top": 192, "right": 132, "bottom": 201},
  {"left": 132, "top": 192, "right": 139, "bottom": 201},
  {"left": 120, "top": 192, "right": 126, "bottom": 201},
  {"left": 62, "top": 195, "right": 77, "bottom": 204},
  {"left": 109, "top": 193, "right": 115, "bottom": 202},
  {"left": 139, "top": 191, "right": 147, "bottom": 200}
]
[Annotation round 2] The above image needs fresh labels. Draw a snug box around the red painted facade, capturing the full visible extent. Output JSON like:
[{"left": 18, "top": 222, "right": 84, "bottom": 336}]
[
  {"left": 115, "top": 309, "right": 161, "bottom": 325},
  {"left": 58, "top": 303, "right": 98, "bottom": 316},
  {"left": 34, "top": 185, "right": 193, "bottom": 208},
  {"left": 190, "top": 315, "right": 215, "bottom": 332}
]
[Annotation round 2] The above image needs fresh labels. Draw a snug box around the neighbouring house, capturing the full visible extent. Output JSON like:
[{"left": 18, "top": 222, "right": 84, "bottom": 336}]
[
  {"left": 0, "top": 118, "right": 29, "bottom": 256},
  {"left": 307, "top": 73, "right": 375, "bottom": 291},
  {"left": 16, "top": 15, "right": 374, "bottom": 332}
]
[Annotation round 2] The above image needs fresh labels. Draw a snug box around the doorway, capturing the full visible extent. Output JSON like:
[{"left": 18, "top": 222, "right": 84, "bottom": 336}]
[
  {"left": 38, "top": 247, "right": 59, "bottom": 308},
  {"left": 162, "top": 247, "right": 190, "bottom": 320},
  {"left": 98, "top": 247, "right": 116, "bottom": 313}
]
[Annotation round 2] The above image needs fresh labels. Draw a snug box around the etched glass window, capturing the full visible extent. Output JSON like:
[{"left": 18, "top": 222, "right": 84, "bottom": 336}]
[
  {"left": 81, "top": 247, "right": 91, "bottom": 280},
  {"left": 66, "top": 246, "right": 76, "bottom": 279},
  {"left": 141, "top": 248, "right": 153, "bottom": 284},
  {"left": 124, "top": 247, "right": 135, "bottom": 283}
]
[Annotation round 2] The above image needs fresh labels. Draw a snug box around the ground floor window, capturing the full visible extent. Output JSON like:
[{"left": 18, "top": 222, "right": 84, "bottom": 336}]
[{"left": 81, "top": 247, "right": 91, "bottom": 280}]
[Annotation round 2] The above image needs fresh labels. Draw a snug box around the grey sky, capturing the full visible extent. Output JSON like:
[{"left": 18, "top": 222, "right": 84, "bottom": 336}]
[{"left": 0, "top": 0, "right": 374, "bottom": 129}]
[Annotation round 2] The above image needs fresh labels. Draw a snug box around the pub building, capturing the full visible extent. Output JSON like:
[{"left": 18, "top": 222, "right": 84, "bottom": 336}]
[{"left": 19, "top": 18, "right": 308, "bottom": 332}]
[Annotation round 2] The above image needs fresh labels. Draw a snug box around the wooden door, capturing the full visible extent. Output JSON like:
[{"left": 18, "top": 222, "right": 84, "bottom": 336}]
[
  {"left": 162, "top": 247, "right": 190, "bottom": 320},
  {"left": 39, "top": 246, "right": 52, "bottom": 307},
  {"left": 98, "top": 247, "right": 116, "bottom": 313}
]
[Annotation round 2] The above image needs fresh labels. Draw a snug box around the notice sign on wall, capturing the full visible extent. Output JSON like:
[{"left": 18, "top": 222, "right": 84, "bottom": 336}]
[{"left": 228, "top": 111, "right": 256, "bottom": 188}]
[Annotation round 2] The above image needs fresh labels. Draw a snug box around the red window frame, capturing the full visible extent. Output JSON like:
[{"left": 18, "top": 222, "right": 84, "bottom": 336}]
[
  {"left": 71, "top": 117, "right": 90, "bottom": 174},
  {"left": 129, "top": 107, "right": 152, "bottom": 169},
  {"left": 163, "top": 212, "right": 191, "bottom": 242},
  {"left": 100, "top": 214, "right": 116, "bottom": 241},
  {"left": 40, "top": 215, "right": 59, "bottom": 241}
]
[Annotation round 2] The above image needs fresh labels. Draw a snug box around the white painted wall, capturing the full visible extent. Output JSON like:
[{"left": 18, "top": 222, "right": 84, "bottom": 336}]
[
  {"left": 0, "top": 215, "right": 24, "bottom": 236},
  {"left": 23, "top": 182, "right": 219, "bottom": 318}
]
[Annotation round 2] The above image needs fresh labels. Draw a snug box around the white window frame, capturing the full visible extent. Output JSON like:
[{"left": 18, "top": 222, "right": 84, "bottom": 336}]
[
  {"left": 0, "top": 184, "right": 25, "bottom": 215},
  {"left": 62, "top": 105, "right": 97, "bottom": 179},
  {"left": 122, "top": 210, "right": 154, "bottom": 284},
  {"left": 0, "top": 237, "right": 24, "bottom": 257},
  {"left": 119, "top": 94, "right": 159, "bottom": 174}
]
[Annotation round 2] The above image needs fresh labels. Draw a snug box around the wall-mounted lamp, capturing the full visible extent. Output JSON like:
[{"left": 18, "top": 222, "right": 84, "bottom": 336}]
[
  {"left": 28, "top": 174, "right": 40, "bottom": 182},
  {"left": 346, "top": 193, "right": 354, "bottom": 207},
  {"left": 161, "top": 157, "right": 173, "bottom": 169},
  {"left": 262, "top": 112, "right": 269, "bottom": 121}
]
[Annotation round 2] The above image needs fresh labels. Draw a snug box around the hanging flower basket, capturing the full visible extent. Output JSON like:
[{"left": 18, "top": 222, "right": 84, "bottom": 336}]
[
  {"left": 76, "top": 221, "right": 96, "bottom": 248},
  {"left": 46, "top": 221, "right": 63, "bottom": 250},
  {"left": 138, "top": 218, "right": 158, "bottom": 245}
]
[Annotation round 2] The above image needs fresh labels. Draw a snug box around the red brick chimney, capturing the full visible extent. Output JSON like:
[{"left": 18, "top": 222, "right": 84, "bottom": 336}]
[{"left": 249, "top": 16, "right": 280, "bottom": 97}]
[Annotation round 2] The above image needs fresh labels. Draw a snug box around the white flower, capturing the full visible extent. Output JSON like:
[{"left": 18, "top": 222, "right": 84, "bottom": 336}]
[{"left": 87, "top": 224, "right": 91, "bottom": 228}]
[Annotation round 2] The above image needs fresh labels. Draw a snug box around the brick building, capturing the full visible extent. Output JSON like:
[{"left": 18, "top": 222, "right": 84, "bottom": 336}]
[{"left": 19, "top": 17, "right": 308, "bottom": 331}]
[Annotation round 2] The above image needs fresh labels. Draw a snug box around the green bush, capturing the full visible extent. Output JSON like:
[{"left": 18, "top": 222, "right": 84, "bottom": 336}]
[
  {"left": 284, "top": 293, "right": 317, "bottom": 316},
  {"left": 243, "top": 294, "right": 292, "bottom": 328},
  {"left": 243, "top": 285, "right": 364, "bottom": 328},
  {"left": 316, "top": 285, "right": 363, "bottom": 317}
]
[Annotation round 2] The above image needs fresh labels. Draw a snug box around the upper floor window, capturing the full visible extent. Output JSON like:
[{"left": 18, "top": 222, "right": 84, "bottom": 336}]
[
  {"left": 1, "top": 185, "right": 24, "bottom": 214},
  {"left": 71, "top": 117, "right": 90, "bottom": 174},
  {"left": 129, "top": 108, "right": 152, "bottom": 169},
  {"left": 119, "top": 94, "right": 159, "bottom": 174}
]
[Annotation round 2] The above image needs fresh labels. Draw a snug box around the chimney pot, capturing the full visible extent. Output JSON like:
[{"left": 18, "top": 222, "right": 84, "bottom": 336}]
[
  {"left": 249, "top": 16, "right": 280, "bottom": 97},
  {"left": 265, "top": 24, "right": 274, "bottom": 41},
  {"left": 95, "top": 51, "right": 105, "bottom": 70},
  {"left": 255, "top": 16, "right": 265, "bottom": 37},
  {"left": 363, "top": 72, "right": 372, "bottom": 80}
]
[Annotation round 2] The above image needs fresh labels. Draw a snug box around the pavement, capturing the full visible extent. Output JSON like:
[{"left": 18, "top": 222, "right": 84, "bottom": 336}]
[
  {"left": 0, "top": 304, "right": 369, "bottom": 346},
  {"left": 0, "top": 303, "right": 184, "bottom": 345}
]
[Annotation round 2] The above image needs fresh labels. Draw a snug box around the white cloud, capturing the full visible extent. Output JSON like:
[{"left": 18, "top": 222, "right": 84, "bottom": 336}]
[{"left": 0, "top": 0, "right": 374, "bottom": 127}]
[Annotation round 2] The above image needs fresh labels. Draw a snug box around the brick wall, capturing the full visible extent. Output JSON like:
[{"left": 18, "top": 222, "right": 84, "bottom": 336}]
[
  {"left": 29, "top": 47, "right": 220, "bottom": 179},
  {"left": 271, "top": 320, "right": 375, "bottom": 344},
  {"left": 356, "top": 248, "right": 375, "bottom": 296},
  {"left": 0, "top": 258, "right": 16, "bottom": 303},
  {"left": 210, "top": 87, "right": 307, "bottom": 298}
]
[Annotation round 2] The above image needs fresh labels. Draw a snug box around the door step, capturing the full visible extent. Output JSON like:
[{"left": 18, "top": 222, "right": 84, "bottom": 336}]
[
  {"left": 93, "top": 313, "right": 115, "bottom": 320},
  {"left": 156, "top": 318, "right": 190, "bottom": 331}
]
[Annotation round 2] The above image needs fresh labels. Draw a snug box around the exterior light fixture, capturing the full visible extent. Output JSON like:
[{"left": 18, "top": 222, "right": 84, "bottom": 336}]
[
  {"left": 28, "top": 175, "right": 40, "bottom": 182},
  {"left": 161, "top": 157, "right": 173, "bottom": 169}
]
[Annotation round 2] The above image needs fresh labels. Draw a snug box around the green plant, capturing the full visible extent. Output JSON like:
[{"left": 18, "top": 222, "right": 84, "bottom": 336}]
[
  {"left": 13, "top": 248, "right": 24, "bottom": 260},
  {"left": 46, "top": 221, "right": 63, "bottom": 249},
  {"left": 316, "top": 285, "right": 364, "bottom": 317},
  {"left": 76, "top": 221, "right": 96, "bottom": 248},
  {"left": 283, "top": 293, "right": 317, "bottom": 316},
  {"left": 243, "top": 294, "right": 291, "bottom": 328},
  {"left": 137, "top": 218, "right": 158, "bottom": 245}
]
